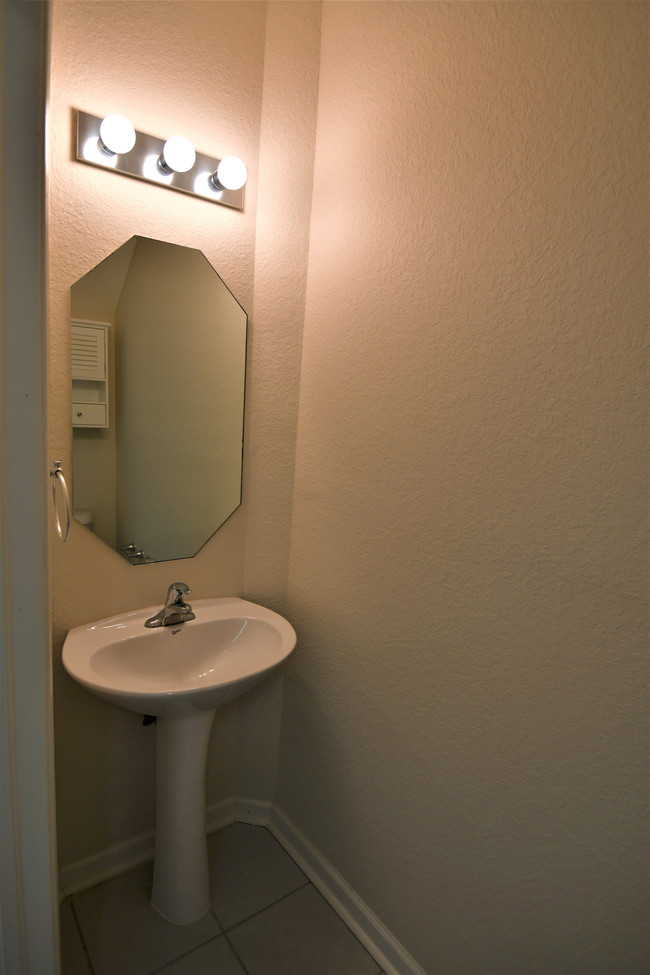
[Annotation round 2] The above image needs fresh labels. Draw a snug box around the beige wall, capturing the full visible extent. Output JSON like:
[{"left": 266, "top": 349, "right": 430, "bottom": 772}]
[
  {"left": 279, "top": 2, "right": 648, "bottom": 973},
  {"left": 49, "top": 0, "right": 269, "bottom": 868},
  {"left": 237, "top": 0, "right": 322, "bottom": 797},
  {"left": 48, "top": 2, "right": 648, "bottom": 972},
  {"left": 50, "top": 0, "right": 321, "bottom": 874}
]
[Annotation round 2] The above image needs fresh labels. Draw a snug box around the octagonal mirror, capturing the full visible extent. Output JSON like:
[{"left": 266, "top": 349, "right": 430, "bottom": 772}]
[{"left": 70, "top": 236, "right": 247, "bottom": 564}]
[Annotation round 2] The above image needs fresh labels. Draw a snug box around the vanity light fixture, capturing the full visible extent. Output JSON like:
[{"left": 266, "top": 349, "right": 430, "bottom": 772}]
[
  {"left": 98, "top": 114, "right": 136, "bottom": 156},
  {"left": 159, "top": 135, "right": 196, "bottom": 174},
  {"left": 210, "top": 156, "right": 248, "bottom": 192},
  {"left": 75, "top": 110, "right": 246, "bottom": 210}
]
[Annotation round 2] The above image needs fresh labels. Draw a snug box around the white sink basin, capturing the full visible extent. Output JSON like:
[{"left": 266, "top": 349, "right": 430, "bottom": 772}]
[
  {"left": 62, "top": 596, "right": 297, "bottom": 717},
  {"left": 62, "top": 594, "right": 297, "bottom": 924}
]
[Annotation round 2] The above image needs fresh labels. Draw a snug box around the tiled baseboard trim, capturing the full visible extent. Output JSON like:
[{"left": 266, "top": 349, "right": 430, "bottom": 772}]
[{"left": 59, "top": 796, "right": 426, "bottom": 975}]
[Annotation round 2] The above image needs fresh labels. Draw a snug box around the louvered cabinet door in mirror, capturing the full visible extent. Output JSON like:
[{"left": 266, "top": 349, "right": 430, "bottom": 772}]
[{"left": 71, "top": 320, "right": 109, "bottom": 428}]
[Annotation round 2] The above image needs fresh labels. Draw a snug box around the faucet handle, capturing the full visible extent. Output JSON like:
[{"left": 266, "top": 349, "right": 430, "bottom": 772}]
[
  {"left": 145, "top": 583, "right": 194, "bottom": 628},
  {"left": 167, "top": 581, "right": 191, "bottom": 602}
]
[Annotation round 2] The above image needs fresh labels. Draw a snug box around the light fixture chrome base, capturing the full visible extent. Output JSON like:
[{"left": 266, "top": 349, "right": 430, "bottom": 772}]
[{"left": 75, "top": 110, "right": 245, "bottom": 210}]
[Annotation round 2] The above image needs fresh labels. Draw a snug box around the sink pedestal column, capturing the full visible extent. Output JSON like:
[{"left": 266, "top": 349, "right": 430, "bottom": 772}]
[{"left": 151, "top": 708, "right": 216, "bottom": 924}]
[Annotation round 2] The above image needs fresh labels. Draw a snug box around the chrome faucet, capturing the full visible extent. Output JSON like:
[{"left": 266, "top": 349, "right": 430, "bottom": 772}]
[{"left": 145, "top": 582, "right": 196, "bottom": 628}]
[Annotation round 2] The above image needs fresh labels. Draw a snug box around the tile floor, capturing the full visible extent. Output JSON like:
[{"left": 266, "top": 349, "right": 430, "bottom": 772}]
[{"left": 60, "top": 822, "right": 386, "bottom": 975}]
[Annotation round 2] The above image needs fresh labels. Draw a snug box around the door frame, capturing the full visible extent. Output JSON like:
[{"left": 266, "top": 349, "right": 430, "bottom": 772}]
[{"left": 0, "top": 1, "right": 59, "bottom": 972}]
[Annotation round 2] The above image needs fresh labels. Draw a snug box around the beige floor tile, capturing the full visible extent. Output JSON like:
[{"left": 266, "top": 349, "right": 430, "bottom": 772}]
[
  {"left": 60, "top": 900, "right": 92, "bottom": 975},
  {"left": 208, "top": 823, "right": 308, "bottom": 929},
  {"left": 154, "top": 934, "right": 246, "bottom": 974},
  {"left": 72, "top": 861, "right": 220, "bottom": 975},
  {"left": 227, "top": 884, "right": 382, "bottom": 975},
  {"left": 65, "top": 825, "right": 387, "bottom": 975}
]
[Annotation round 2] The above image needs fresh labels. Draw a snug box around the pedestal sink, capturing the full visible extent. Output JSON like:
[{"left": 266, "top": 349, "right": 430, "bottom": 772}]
[{"left": 62, "top": 596, "right": 297, "bottom": 924}]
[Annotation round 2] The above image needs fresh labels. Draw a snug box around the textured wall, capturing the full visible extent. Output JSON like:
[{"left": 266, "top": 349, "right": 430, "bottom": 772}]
[
  {"left": 48, "top": 0, "right": 267, "bottom": 868},
  {"left": 48, "top": 4, "right": 648, "bottom": 970},
  {"left": 237, "top": 0, "right": 322, "bottom": 798},
  {"left": 280, "top": 3, "right": 648, "bottom": 973}
]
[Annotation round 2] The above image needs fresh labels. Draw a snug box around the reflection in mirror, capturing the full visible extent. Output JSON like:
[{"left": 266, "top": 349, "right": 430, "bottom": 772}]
[{"left": 71, "top": 237, "right": 247, "bottom": 563}]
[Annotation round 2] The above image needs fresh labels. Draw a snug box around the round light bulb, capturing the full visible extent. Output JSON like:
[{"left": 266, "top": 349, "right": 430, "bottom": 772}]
[
  {"left": 98, "top": 114, "right": 136, "bottom": 155},
  {"left": 161, "top": 135, "right": 196, "bottom": 174},
  {"left": 215, "top": 156, "right": 247, "bottom": 191}
]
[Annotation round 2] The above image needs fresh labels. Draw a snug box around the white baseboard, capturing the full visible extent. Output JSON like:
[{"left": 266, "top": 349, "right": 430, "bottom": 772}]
[
  {"left": 229, "top": 796, "right": 273, "bottom": 827},
  {"left": 215, "top": 798, "right": 426, "bottom": 975},
  {"left": 266, "top": 805, "right": 427, "bottom": 975},
  {"left": 59, "top": 796, "right": 426, "bottom": 975},
  {"left": 58, "top": 827, "right": 153, "bottom": 898},
  {"left": 59, "top": 798, "right": 236, "bottom": 898}
]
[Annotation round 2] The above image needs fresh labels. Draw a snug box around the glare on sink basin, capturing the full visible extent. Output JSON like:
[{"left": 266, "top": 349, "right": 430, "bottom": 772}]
[
  {"left": 62, "top": 596, "right": 297, "bottom": 717},
  {"left": 91, "top": 618, "right": 283, "bottom": 687}
]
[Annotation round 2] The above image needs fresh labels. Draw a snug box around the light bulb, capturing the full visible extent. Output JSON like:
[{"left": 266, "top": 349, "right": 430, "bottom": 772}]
[
  {"left": 98, "top": 114, "right": 136, "bottom": 155},
  {"left": 211, "top": 156, "right": 247, "bottom": 191},
  {"left": 159, "top": 135, "right": 196, "bottom": 174}
]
